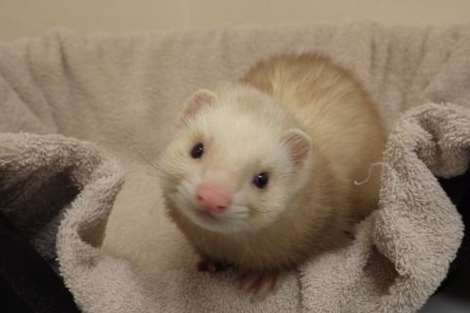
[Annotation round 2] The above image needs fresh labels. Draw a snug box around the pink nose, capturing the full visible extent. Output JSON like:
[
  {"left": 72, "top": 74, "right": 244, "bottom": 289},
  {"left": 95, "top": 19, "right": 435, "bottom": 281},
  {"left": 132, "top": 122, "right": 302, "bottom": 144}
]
[{"left": 196, "top": 183, "right": 232, "bottom": 214}]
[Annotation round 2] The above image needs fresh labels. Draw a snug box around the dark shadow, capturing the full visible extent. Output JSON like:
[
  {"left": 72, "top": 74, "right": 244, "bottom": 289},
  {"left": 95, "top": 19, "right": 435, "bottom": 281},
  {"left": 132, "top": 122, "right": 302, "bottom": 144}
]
[
  {"left": 0, "top": 170, "right": 81, "bottom": 313},
  {"left": 0, "top": 170, "right": 78, "bottom": 264},
  {"left": 420, "top": 171, "right": 470, "bottom": 313},
  {"left": 435, "top": 170, "right": 470, "bottom": 298}
]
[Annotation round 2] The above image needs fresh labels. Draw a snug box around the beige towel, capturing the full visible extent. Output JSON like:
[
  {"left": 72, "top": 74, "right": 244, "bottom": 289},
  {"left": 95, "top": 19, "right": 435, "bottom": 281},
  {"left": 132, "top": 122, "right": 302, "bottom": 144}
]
[{"left": 0, "top": 22, "right": 469, "bottom": 313}]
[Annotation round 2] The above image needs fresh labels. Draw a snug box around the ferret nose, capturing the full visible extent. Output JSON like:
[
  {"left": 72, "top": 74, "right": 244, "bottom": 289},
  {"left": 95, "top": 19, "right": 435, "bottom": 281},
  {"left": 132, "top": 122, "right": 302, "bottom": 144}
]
[{"left": 196, "top": 183, "right": 232, "bottom": 214}]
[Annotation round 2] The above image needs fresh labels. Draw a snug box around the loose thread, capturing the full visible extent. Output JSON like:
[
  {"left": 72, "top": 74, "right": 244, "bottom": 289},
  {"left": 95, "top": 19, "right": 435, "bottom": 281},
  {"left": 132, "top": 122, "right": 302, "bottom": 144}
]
[{"left": 354, "top": 162, "right": 387, "bottom": 186}]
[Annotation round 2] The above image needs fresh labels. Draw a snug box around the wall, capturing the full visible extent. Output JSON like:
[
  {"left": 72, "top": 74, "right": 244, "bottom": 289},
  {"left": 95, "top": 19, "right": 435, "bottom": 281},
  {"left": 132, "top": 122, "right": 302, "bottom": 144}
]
[{"left": 1, "top": 0, "right": 469, "bottom": 40}]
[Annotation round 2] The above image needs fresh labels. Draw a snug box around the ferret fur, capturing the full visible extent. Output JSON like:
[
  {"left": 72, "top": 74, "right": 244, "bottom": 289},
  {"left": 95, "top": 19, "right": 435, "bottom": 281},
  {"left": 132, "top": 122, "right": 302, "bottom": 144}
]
[{"left": 158, "top": 54, "right": 385, "bottom": 272}]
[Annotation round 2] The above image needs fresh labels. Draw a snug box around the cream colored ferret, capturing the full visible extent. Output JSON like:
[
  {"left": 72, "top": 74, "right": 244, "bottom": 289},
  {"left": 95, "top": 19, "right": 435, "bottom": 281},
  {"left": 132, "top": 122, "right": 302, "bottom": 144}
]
[{"left": 158, "top": 54, "right": 385, "bottom": 292}]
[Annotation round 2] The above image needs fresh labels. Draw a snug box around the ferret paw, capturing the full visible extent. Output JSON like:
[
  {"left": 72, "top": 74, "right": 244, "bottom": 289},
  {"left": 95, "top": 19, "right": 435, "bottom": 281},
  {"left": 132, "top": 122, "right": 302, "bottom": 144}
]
[
  {"left": 197, "top": 259, "right": 230, "bottom": 273},
  {"left": 238, "top": 271, "right": 279, "bottom": 301}
]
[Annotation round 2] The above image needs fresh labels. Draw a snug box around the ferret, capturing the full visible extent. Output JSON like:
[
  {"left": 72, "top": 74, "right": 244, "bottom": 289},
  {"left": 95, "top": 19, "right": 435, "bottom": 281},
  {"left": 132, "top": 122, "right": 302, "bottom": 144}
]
[{"left": 157, "top": 54, "right": 385, "bottom": 295}]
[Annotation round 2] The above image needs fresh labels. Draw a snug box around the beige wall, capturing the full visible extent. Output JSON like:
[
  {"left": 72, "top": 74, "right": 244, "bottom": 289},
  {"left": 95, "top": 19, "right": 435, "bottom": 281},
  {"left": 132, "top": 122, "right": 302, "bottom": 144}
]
[{"left": 1, "top": 0, "right": 469, "bottom": 40}]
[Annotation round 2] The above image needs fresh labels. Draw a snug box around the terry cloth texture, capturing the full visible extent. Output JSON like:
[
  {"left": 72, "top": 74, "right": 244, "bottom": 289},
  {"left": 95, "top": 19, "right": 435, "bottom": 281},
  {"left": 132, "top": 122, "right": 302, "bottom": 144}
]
[{"left": 0, "top": 22, "right": 469, "bottom": 313}]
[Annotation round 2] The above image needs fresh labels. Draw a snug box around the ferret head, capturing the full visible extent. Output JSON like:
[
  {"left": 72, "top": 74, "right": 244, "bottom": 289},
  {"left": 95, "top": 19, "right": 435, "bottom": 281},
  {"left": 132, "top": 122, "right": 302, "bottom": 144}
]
[{"left": 158, "top": 85, "right": 312, "bottom": 234}]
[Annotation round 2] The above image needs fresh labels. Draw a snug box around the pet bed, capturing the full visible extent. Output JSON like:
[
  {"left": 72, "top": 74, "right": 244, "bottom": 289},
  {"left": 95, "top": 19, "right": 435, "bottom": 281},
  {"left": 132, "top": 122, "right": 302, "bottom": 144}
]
[{"left": 1, "top": 22, "right": 470, "bottom": 313}]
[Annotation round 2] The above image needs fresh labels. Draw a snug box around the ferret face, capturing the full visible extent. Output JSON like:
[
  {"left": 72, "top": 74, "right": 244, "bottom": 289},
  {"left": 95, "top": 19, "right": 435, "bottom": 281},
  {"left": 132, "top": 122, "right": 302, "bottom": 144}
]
[{"left": 158, "top": 87, "right": 311, "bottom": 234}]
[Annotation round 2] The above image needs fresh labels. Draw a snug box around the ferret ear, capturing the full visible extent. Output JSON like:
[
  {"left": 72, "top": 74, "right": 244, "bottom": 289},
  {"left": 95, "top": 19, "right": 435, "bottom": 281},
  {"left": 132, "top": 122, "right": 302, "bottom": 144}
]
[
  {"left": 182, "top": 89, "right": 218, "bottom": 121},
  {"left": 281, "top": 129, "right": 312, "bottom": 168}
]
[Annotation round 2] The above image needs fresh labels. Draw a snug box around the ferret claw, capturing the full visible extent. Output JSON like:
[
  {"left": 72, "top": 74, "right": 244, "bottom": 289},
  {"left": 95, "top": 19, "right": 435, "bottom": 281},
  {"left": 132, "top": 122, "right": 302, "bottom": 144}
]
[{"left": 238, "top": 271, "right": 279, "bottom": 300}]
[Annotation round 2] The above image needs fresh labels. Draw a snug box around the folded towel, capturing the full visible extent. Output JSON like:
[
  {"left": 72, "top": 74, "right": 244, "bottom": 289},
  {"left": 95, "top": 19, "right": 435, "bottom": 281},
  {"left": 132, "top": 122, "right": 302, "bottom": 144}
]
[{"left": 0, "top": 22, "right": 469, "bottom": 313}]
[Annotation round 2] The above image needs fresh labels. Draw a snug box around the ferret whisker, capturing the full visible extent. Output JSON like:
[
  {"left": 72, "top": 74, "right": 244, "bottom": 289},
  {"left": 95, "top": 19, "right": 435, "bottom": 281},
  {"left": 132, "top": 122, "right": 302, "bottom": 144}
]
[
  {"left": 228, "top": 212, "right": 250, "bottom": 219},
  {"left": 134, "top": 149, "right": 161, "bottom": 176},
  {"left": 116, "top": 127, "right": 162, "bottom": 177},
  {"left": 254, "top": 209, "right": 274, "bottom": 215},
  {"left": 157, "top": 53, "right": 385, "bottom": 283}
]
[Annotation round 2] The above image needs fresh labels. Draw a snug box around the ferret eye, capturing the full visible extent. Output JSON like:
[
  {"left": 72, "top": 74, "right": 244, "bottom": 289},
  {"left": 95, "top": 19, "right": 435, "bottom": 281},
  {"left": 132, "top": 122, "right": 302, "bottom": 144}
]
[
  {"left": 252, "top": 172, "right": 269, "bottom": 189},
  {"left": 190, "top": 142, "right": 204, "bottom": 159}
]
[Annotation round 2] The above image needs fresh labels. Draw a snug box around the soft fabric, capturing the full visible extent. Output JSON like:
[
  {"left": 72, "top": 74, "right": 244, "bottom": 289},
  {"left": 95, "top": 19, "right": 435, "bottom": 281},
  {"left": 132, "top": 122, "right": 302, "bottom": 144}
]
[{"left": 0, "top": 22, "right": 469, "bottom": 313}]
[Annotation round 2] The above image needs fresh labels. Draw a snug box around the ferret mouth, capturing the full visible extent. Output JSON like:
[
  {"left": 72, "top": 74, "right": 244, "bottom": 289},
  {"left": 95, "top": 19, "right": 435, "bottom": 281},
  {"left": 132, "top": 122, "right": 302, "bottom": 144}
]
[
  {"left": 169, "top": 180, "right": 251, "bottom": 233},
  {"left": 194, "top": 209, "right": 219, "bottom": 221},
  {"left": 169, "top": 189, "right": 227, "bottom": 226}
]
